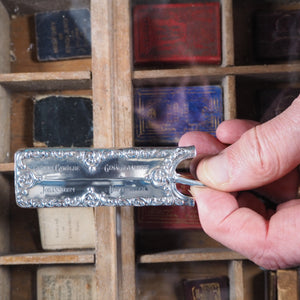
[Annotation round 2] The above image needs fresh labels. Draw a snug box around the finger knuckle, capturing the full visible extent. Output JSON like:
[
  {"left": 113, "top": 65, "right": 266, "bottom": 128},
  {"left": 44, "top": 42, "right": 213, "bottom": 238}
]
[{"left": 245, "top": 126, "right": 281, "bottom": 179}]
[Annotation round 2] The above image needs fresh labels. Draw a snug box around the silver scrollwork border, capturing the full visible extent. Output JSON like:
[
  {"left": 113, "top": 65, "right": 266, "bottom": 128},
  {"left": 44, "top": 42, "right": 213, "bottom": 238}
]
[{"left": 15, "top": 147, "right": 196, "bottom": 208}]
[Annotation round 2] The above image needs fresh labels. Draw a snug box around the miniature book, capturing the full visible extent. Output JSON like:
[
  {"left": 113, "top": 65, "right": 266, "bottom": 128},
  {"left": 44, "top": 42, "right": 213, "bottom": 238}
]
[
  {"left": 133, "top": 3, "right": 221, "bottom": 65},
  {"left": 254, "top": 9, "right": 300, "bottom": 61},
  {"left": 35, "top": 9, "right": 91, "bottom": 61},
  {"left": 38, "top": 207, "right": 95, "bottom": 250},
  {"left": 33, "top": 95, "right": 93, "bottom": 147},
  {"left": 134, "top": 85, "right": 223, "bottom": 146},
  {"left": 183, "top": 276, "right": 229, "bottom": 300},
  {"left": 136, "top": 205, "right": 201, "bottom": 230},
  {"left": 37, "top": 266, "right": 96, "bottom": 299},
  {"left": 134, "top": 85, "right": 222, "bottom": 228}
]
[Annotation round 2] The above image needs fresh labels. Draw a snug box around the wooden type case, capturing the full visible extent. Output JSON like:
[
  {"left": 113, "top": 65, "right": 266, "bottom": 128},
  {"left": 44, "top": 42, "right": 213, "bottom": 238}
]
[{"left": 0, "top": 0, "right": 299, "bottom": 299}]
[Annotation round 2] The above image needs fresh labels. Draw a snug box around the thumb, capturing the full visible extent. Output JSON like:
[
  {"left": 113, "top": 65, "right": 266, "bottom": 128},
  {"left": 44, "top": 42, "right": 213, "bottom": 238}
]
[{"left": 197, "top": 96, "right": 300, "bottom": 191}]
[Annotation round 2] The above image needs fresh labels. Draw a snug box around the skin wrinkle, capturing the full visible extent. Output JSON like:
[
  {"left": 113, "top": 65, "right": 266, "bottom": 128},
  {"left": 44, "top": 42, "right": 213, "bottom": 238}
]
[
  {"left": 262, "top": 201, "right": 300, "bottom": 269},
  {"left": 197, "top": 190, "right": 268, "bottom": 265},
  {"left": 255, "top": 248, "right": 282, "bottom": 270},
  {"left": 213, "top": 132, "right": 251, "bottom": 189},
  {"left": 269, "top": 98, "right": 300, "bottom": 169},
  {"left": 275, "top": 112, "right": 300, "bottom": 175},
  {"left": 197, "top": 123, "right": 284, "bottom": 190},
  {"left": 236, "top": 123, "right": 283, "bottom": 187},
  {"left": 238, "top": 209, "right": 287, "bottom": 270},
  {"left": 252, "top": 126, "right": 265, "bottom": 175},
  {"left": 214, "top": 201, "right": 287, "bottom": 270},
  {"left": 215, "top": 205, "right": 239, "bottom": 234},
  {"left": 264, "top": 116, "right": 297, "bottom": 175},
  {"left": 239, "top": 194, "right": 272, "bottom": 261},
  {"left": 262, "top": 204, "right": 300, "bottom": 269},
  {"left": 289, "top": 96, "right": 300, "bottom": 127},
  {"left": 217, "top": 206, "right": 268, "bottom": 262},
  {"left": 244, "top": 125, "right": 281, "bottom": 183},
  {"left": 216, "top": 119, "right": 259, "bottom": 144},
  {"left": 261, "top": 229, "right": 291, "bottom": 270},
  {"left": 206, "top": 109, "right": 300, "bottom": 190},
  {"left": 250, "top": 218, "right": 271, "bottom": 268},
  {"left": 196, "top": 189, "right": 282, "bottom": 269}
]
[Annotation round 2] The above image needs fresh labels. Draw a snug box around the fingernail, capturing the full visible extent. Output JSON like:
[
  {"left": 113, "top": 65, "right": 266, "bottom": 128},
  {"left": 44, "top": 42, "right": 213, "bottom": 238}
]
[
  {"left": 199, "top": 154, "right": 230, "bottom": 186},
  {"left": 190, "top": 185, "right": 206, "bottom": 198},
  {"left": 189, "top": 186, "right": 208, "bottom": 212}
]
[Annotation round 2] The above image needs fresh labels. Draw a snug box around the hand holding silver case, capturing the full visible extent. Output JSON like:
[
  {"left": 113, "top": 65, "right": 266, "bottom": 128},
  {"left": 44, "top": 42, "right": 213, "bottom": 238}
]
[{"left": 14, "top": 146, "right": 204, "bottom": 208}]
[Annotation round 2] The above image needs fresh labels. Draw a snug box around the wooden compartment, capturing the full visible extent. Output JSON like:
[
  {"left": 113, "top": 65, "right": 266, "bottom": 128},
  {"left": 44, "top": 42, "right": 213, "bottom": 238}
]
[
  {"left": 136, "top": 261, "right": 229, "bottom": 299},
  {"left": 233, "top": 0, "right": 300, "bottom": 66},
  {"left": 10, "top": 15, "right": 91, "bottom": 73},
  {"left": 136, "top": 261, "right": 265, "bottom": 300},
  {"left": 0, "top": 0, "right": 95, "bottom": 299},
  {"left": 0, "top": 0, "right": 299, "bottom": 299},
  {"left": 235, "top": 74, "right": 300, "bottom": 121}
]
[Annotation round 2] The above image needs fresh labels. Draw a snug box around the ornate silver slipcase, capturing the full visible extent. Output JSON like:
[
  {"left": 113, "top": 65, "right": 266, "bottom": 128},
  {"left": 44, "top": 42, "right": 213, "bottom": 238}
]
[{"left": 15, "top": 147, "right": 201, "bottom": 208}]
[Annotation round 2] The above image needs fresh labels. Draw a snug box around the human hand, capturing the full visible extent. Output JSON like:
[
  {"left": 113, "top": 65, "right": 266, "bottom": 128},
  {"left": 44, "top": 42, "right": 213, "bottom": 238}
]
[{"left": 179, "top": 96, "right": 300, "bottom": 270}]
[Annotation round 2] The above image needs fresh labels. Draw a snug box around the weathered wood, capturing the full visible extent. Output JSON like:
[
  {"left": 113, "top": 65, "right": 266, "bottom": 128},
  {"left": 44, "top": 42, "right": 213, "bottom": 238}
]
[
  {"left": 0, "top": 0, "right": 9, "bottom": 74},
  {"left": 139, "top": 248, "right": 245, "bottom": 264},
  {"left": 0, "top": 0, "right": 10, "bottom": 163},
  {"left": 0, "top": 71, "right": 91, "bottom": 91},
  {"left": 133, "top": 64, "right": 300, "bottom": 85},
  {"left": 277, "top": 269, "right": 299, "bottom": 300},
  {"left": 91, "top": 0, "right": 113, "bottom": 149},
  {"left": 222, "top": 0, "right": 234, "bottom": 66},
  {"left": 229, "top": 260, "right": 245, "bottom": 300},
  {"left": 119, "top": 207, "right": 135, "bottom": 299},
  {"left": 0, "top": 176, "right": 10, "bottom": 298},
  {"left": 2, "top": 0, "right": 89, "bottom": 15},
  {"left": 91, "top": 1, "right": 118, "bottom": 300},
  {"left": 223, "top": 75, "right": 237, "bottom": 120},
  {"left": 0, "top": 267, "right": 10, "bottom": 299},
  {"left": 0, "top": 87, "right": 10, "bottom": 163},
  {"left": 0, "top": 251, "right": 95, "bottom": 265},
  {"left": 0, "top": 163, "right": 13, "bottom": 172},
  {"left": 112, "top": 0, "right": 135, "bottom": 299},
  {"left": 112, "top": 0, "right": 134, "bottom": 149},
  {"left": 10, "top": 93, "right": 34, "bottom": 156},
  {"left": 0, "top": 3, "right": 10, "bottom": 299},
  {"left": 0, "top": 177, "right": 10, "bottom": 253}
]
